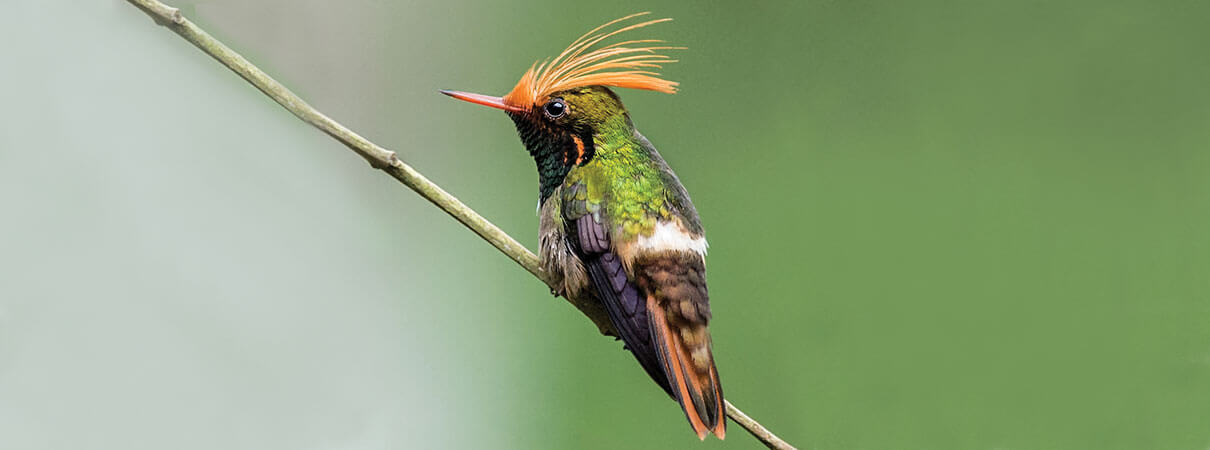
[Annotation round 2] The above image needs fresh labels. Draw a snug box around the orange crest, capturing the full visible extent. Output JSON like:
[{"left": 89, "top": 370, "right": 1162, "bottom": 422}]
[{"left": 502, "top": 12, "right": 682, "bottom": 109}]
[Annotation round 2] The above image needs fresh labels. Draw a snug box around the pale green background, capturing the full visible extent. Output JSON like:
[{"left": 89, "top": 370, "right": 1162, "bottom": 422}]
[{"left": 2, "top": 1, "right": 1208, "bottom": 449}]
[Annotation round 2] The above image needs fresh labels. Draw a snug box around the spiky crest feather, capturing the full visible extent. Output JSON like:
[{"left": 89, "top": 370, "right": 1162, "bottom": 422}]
[{"left": 503, "top": 12, "right": 682, "bottom": 109}]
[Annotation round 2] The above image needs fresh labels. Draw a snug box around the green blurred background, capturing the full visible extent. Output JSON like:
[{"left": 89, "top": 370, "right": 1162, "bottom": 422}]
[{"left": 2, "top": 1, "right": 1209, "bottom": 449}]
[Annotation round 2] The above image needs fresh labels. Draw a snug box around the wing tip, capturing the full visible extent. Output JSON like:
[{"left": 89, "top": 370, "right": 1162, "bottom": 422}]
[{"left": 710, "top": 364, "right": 727, "bottom": 439}]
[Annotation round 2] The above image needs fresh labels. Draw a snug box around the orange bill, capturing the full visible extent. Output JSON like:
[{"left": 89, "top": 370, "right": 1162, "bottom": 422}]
[{"left": 440, "top": 90, "right": 525, "bottom": 112}]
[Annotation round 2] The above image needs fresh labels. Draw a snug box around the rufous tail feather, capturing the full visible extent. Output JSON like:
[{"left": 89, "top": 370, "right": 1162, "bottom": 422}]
[{"left": 648, "top": 296, "right": 726, "bottom": 440}]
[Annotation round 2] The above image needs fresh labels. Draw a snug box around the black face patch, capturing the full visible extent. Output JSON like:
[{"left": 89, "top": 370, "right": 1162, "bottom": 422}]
[{"left": 509, "top": 110, "right": 595, "bottom": 204}]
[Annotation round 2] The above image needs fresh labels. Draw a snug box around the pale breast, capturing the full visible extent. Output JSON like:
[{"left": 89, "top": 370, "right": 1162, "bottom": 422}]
[{"left": 538, "top": 188, "right": 590, "bottom": 297}]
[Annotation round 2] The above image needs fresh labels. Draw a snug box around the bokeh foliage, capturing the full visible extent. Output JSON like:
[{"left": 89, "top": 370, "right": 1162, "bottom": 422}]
[{"left": 2, "top": 1, "right": 1208, "bottom": 449}]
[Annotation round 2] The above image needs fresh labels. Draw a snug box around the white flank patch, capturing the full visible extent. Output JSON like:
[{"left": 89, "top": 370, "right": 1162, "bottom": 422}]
[{"left": 635, "top": 221, "right": 709, "bottom": 255}]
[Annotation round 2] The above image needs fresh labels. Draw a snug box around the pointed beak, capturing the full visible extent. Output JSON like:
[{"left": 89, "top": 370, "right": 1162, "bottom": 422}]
[{"left": 440, "top": 90, "right": 524, "bottom": 113}]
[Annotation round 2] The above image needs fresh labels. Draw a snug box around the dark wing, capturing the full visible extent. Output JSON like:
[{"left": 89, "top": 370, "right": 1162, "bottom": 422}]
[
  {"left": 561, "top": 178, "right": 725, "bottom": 439},
  {"left": 562, "top": 185, "right": 671, "bottom": 395}
]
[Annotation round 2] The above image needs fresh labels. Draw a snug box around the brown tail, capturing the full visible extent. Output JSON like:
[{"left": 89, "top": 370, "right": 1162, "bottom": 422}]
[{"left": 648, "top": 295, "right": 726, "bottom": 440}]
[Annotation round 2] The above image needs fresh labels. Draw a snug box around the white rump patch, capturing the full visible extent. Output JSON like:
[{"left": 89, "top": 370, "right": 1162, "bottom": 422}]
[{"left": 635, "top": 221, "right": 709, "bottom": 255}]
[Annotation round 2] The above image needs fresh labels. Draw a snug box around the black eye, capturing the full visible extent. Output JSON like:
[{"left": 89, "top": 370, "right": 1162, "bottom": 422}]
[{"left": 544, "top": 99, "right": 566, "bottom": 118}]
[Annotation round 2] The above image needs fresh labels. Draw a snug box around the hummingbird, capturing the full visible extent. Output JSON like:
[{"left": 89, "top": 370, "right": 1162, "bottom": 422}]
[{"left": 442, "top": 13, "right": 725, "bottom": 440}]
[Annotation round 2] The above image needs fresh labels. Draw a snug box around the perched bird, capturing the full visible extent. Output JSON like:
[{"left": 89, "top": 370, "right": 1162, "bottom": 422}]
[{"left": 442, "top": 13, "right": 725, "bottom": 440}]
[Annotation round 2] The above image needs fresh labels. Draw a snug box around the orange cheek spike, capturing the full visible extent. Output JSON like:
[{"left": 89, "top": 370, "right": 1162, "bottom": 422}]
[{"left": 572, "top": 135, "right": 586, "bottom": 165}]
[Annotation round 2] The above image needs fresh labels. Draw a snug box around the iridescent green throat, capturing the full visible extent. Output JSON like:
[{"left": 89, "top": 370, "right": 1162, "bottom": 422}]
[
  {"left": 506, "top": 86, "right": 635, "bottom": 204},
  {"left": 508, "top": 112, "right": 597, "bottom": 204}
]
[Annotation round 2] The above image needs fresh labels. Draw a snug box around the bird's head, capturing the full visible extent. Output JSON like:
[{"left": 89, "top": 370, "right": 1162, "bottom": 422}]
[{"left": 442, "top": 13, "right": 681, "bottom": 202}]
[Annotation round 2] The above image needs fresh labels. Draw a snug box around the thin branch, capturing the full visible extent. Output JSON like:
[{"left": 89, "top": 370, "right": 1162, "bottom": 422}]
[
  {"left": 125, "top": 0, "right": 614, "bottom": 336},
  {"left": 124, "top": 1, "right": 795, "bottom": 448},
  {"left": 726, "top": 400, "right": 794, "bottom": 449}
]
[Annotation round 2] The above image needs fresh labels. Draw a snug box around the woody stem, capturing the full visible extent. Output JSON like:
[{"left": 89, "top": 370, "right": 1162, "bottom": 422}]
[{"left": 123, "top": 1, "right": 796, "bottom": 449}]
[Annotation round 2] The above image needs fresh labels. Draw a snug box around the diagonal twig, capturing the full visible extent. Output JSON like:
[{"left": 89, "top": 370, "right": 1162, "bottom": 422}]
[{"left": 124, "top": 1, "right": 796, "bottom": 448}]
